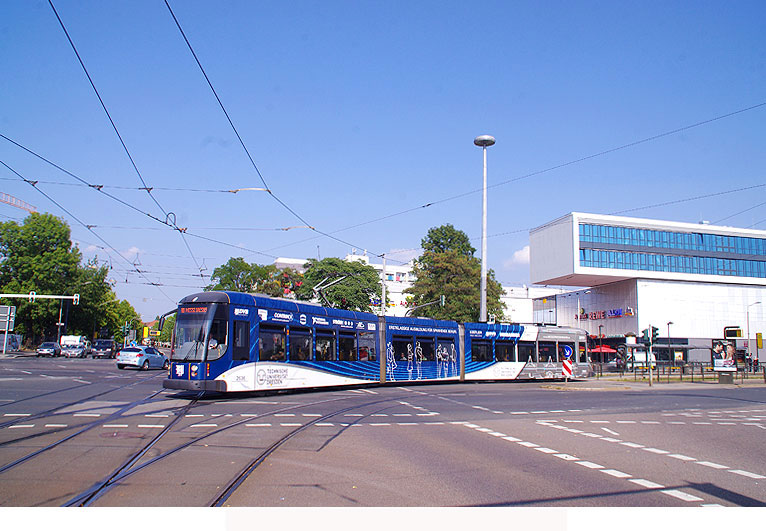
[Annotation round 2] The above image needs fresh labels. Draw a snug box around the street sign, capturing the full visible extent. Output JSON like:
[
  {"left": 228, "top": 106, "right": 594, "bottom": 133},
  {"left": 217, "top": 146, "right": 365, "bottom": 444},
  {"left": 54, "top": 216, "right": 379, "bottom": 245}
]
[
  {"left": 0, "top": 306, "right": 16, "bottom": 332},
  {"left": 562, "top": 359, "right": 573, "bottom": 378}
]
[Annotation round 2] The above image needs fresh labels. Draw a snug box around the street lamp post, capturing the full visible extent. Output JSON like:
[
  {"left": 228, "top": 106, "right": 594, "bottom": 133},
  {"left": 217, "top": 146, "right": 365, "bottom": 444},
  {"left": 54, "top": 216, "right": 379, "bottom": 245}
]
[
  {"left": 598, "top": 324, "right": 604, "bottom": 363},
  {"left": 474, "top": 134, "right": 495, "bottom": 323},
  {"left": 747, "top": 302, "right": 761, "bottom": 369},
  {"left": 667, "top": 321, "right": 674, "bottom": 362}
]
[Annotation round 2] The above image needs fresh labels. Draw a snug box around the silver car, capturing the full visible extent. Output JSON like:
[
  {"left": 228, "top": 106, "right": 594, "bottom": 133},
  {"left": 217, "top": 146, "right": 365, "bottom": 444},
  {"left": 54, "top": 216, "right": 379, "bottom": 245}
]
[{"left": 116, "top": 346, "right": 169, "bottom": 370}]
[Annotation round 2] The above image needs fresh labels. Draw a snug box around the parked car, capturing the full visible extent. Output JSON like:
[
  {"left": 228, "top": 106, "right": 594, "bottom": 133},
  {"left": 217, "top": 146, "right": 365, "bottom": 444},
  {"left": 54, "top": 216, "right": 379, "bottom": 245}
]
[
  {"left": 91, "top": 339, "right": 116, "bottom": 359},
  {"left": 116, "top": 345, "right": 169, "bottom": 370},
  {"left": 36, "top": 342, "right": 61, "bottom": 357}
]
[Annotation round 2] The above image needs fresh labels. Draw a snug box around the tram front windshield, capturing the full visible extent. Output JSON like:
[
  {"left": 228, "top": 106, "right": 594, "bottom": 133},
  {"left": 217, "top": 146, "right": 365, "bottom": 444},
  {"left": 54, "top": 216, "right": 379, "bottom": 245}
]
[{"left": 172, "top": 303, "right": 228, "bottom": 362}]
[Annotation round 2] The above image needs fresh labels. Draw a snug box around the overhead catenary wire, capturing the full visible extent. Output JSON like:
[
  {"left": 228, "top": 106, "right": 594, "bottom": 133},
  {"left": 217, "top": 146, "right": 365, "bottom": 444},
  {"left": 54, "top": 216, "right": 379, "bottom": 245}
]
[
  {"left": 163, "top": 0, "right": 393, "bottom": 262},
  {"left": 262, "top": 102, "right": 766, "bottom": 257},
  {"left": 0, "top": 159, "right": 176, "bottom": 303},
  {"left": 48, "top": 0, "right": 206, "bottom": 278}
]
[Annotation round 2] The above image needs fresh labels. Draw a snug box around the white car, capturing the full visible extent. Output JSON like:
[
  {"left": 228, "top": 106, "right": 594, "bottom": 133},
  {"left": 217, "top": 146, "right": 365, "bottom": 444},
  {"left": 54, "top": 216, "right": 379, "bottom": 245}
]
[{"left": 116, "top": 346, "right": 169, "bottom": 370}]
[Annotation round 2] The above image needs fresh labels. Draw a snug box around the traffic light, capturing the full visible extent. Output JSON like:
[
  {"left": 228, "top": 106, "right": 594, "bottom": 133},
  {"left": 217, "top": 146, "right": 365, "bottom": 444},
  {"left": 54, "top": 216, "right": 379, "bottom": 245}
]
[
  {"left": 73, "top": 293, "right": 80, "bottom": 305},
  {"left": 28, "top": 291, "right": 36, "bottom": 302},
  {"left": 651, "top": 326, "right": 659, "bottom": 344},
  {"left": 440, "top": 295, "right": 446, "bottom": 307},
  {"left": 641, "top": 328, "right": 650, "bottom": 344}
]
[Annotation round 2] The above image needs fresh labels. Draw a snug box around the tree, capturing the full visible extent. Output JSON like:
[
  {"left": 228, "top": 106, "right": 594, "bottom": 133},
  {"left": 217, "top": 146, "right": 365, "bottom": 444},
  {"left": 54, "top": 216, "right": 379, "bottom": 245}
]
[
  {"left": 0, "top": 213, "right": 81, "bottom": 343},
  {"left": 405, "top": 224, "right": 505, "bottom": 322},
  {"left": 0, "top": 214, "right": 140, "bottom": 345},
  {"left": 205, "top": 257, "right": 303, "bottom": 297},
  {"left": 295, "top": 258, "right": 381, "bottom": 312}
]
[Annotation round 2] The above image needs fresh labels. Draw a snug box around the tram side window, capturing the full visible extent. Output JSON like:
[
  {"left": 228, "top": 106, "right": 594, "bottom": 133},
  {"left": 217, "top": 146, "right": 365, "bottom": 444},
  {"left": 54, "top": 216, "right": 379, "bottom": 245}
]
[
  {"left": 259, "top": 325, "right": 285, "bottom": 361},
  {"left": 316, "top": 331, "right": 336, "bottom": 361},
  {"left": 518, "top": 342, "right": 536, "bottom": 362},
  {"left": 339, "top": 333, "right": 357, "bottom": 361},
  {"left": 358, "top": 331, "right": 376, "bottom": 361},
  {"left": 392, "top": 336, "right": 413, "bottom": 361},
  {"left": 472, "top": 340, "right": 492, "bottom": 362},
  {"left": 579, "top": 343, "right": 587, "bottom": 363},
  {"left": 207, "top": 318, "right": 229, "bottom": 361},
  {"left": 232, "top": 320, "right": 250, "bottom": 361},
  {"left": 558, "top": 342, "right": 575, "bottom": 362},
  {"left": 538, "top": 341, "right": 557, "bottom": 363},
  {"left": 417, "top": 339, "right": 435, "bottom": 361},
  {"left": 496, "top": 341, "right": 515, "bottom": 362},
  {"left": 289, "top": 328, "right": 312, "bottom": 361}
]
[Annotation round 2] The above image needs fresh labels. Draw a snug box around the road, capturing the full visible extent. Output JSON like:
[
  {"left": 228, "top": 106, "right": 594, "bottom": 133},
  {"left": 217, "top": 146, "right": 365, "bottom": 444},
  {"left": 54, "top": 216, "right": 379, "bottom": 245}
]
[{"left": 0, "top": 355, "right": 764, "bottom": 508}]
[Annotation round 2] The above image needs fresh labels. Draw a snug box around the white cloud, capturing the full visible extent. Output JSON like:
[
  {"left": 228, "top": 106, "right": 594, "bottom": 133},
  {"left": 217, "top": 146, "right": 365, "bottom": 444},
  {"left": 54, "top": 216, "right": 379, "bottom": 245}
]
[{"left": 503, "top": 245, "right": 530, "bottom": 268}]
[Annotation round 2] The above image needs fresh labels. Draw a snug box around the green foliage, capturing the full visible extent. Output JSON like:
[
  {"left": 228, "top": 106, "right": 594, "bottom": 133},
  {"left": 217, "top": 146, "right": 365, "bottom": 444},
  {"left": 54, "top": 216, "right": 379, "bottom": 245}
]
[
  {"left": 205, "top": 257, "right": 303, "bottom": 296},
  {"left": 405, "top": 224, "right": 505, "bottom": 322},
  {"left": 295, "top": 258, "right": 381, "bottom": 312},
  {"left": 0, "top": 213, "right": 139, "bottom": 345},
  {"left": 421, "top": 223, "right": 476, "bottom": 257}
]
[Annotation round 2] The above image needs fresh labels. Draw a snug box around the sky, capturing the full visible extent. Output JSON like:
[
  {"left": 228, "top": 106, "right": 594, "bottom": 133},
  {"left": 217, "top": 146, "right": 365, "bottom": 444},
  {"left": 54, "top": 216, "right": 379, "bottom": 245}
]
[{"left": 1, "top": 0, "right": 765, "bottom": 321}]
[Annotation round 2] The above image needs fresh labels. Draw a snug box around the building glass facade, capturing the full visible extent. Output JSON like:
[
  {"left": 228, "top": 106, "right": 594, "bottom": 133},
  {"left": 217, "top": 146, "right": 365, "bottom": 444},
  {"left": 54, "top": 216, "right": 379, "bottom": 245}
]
[{"left": 579, "top": 223, "right": 766, "bottom": 278}]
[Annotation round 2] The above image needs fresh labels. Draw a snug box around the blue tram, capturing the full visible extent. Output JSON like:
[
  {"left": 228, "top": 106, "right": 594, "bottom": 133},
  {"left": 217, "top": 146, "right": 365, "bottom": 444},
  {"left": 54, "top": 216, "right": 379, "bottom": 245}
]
[{"left": 163, "top": 291, "right": 590, "bottom": 393}]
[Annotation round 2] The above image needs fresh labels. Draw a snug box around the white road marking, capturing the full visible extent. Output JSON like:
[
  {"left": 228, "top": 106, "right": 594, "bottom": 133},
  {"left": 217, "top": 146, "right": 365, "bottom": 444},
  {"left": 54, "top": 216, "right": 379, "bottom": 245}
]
[
  {"left": 554, "top": 454, "right": 579, "bottom": 461},
  {"left": 576, "top": 461, "right": 604, "bottom": 469},
  {"left": 74, "top": 413, "right": 101, "bottom": 417},
  {"left": 502, "top": 436, "right": 521, "bottom": 442},
  {"left": 630, "top": 479, "right": 664, "bottom": 489},
  {"left": 616, "top": 421, "right": 636, "bottom": 424},
  {"left": 729, "top": 469, "right": 766, "bottom": 479},
  {"left": 190, "top": 424, "right": 217, "bottom": 428},
  {"left": 601, "top": 469, "right": 632, "bottom": 478},
  {"left": 601, "top": 437, "right": 623, "bottom": 443},
  {"left": 302, "top": 414, "right": 322, "bottom": 417},
  {"left": 697, "top": 461, "right": 728, "bottom": 469},
  {"left": 45, "top": 424, "right": 67, "bottom": 428},
  {"left": 102, "top": 424, "right": 128, "bottom": 428},
  {"left": 601, "top": 428, "right": 620, "bottom": 436},
  {"left": 535, "top": 447, "right": 558, "bottom": 454},
  {"left": 669, "top": 454, "right": 696, "bottom": 461},
  {"left": 489, "top": 432, "right": 506, "bottom": 437},
  {"left": 186, "top": 414, "right": 204, "bottom": 417},
  {"left": 316, "top": 423, "right": 334, "bottom": 426},
  {"left": 662, "top": 490, "right": 704, "bottom": 502},
  {"left": 517, "top": 441, "right": 539, "bottom": 448},
  {"left": 275, "top": 414, "right": 296, "bottom": 417},
  {"left": 3, "top": 413, "right": 30, "bottom": 417},
  {"left": 146, "top": 414, "right": 169, "bottom": 418},
  {"left": 137, "top": 424, "right": 165, "bottom": 428},
  {"left": 369, "top": 423, "right": 390, "bottom": 426},
  {"left": 620, "top": 442, "right": 645, "bottom": 448},
  {"left": 280, "top": 423, "right": 302, "bottom": 427},
  {"left": 245, "top": 423, "right": 272, "bottom": 427},
  {"left": 643, "top": 448, "right": 670, "bottom": 454},
  {"left": 9, "top": 424, "right": 34, "bottom": 429}
]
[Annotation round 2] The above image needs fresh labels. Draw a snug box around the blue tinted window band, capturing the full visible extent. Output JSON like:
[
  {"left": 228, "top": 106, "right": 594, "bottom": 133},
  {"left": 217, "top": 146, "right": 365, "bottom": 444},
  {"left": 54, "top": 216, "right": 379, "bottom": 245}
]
[{"left": 578, "top": 248, "right": 766, "bottom": 278}]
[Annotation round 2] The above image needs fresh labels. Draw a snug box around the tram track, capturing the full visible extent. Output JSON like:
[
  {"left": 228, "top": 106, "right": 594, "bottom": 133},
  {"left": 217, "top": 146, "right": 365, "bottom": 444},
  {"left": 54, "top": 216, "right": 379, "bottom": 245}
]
[
  {"left": 64, "top": 391, "right": 413, "bottom": 507},
  {"left": 0, "top": 371, "right": 166, "bottom": 429}
]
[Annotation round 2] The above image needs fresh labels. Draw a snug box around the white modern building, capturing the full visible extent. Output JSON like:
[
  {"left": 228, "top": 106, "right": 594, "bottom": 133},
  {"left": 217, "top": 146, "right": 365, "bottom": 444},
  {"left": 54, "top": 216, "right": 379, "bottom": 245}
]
[{"left": 530, "top": 212, "right": 766, "bottom": 363}]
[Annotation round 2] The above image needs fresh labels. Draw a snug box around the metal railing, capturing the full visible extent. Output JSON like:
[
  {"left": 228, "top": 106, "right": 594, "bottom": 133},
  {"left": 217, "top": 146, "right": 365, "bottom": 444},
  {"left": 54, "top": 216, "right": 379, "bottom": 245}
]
[{"left": 591, "top": 361, "right": 766, "bottom": 383}]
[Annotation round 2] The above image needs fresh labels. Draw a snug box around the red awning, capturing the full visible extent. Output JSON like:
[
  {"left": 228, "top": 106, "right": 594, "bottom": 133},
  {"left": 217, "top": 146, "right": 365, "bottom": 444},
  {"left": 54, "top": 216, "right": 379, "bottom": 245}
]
[{"left": 590, "top": 345, "right": 617, "bottom": 354}]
